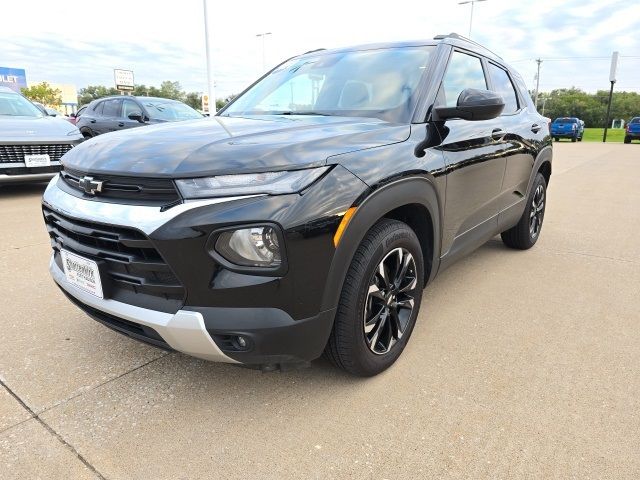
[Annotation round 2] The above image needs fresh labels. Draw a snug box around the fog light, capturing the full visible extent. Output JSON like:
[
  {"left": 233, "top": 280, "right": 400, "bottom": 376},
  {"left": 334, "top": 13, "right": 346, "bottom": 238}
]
[
  {"left": 215, "top": 225, "right": 281, "bottom": 267},
  {"left": 236, "top": 336, "right": 247, "bottom": 348}
]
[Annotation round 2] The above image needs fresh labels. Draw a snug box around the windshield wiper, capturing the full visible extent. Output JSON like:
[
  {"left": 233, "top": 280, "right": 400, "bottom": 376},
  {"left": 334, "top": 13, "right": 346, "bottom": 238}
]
[{"left": 276, "top": 111, "right": 335, "bottom": 116}]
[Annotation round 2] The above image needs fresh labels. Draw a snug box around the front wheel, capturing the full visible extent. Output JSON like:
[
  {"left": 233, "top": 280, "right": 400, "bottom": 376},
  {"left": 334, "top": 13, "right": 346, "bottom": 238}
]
[
  {"left": 325, "top": 219, "right": 424, "bottom": 376},
  {"left": 571, "top": 136, "right": 577, "bottom": 142},
  {"left": 501, "top": 173, "right": 547, "bottom": 250},
  {"left": 624, "top": 136, "right": 631, "bottom": 144}
]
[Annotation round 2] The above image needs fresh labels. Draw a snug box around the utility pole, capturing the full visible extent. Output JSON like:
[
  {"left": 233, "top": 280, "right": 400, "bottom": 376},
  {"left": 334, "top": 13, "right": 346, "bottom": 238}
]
[
  {"left": 203, "top": 0, "right": 216, "bottom": 113},
  {"left": 603, "top": 51, "right": 619, "bottom": 143},
  {"left": 256, "top": 32, "right": 272, "bottom": 72},
  {"left": 534, "top": 58, "right": 542, "bottom": 110},
  {"left": 458, "top": 0, "right": 487, "bottom": 38}
]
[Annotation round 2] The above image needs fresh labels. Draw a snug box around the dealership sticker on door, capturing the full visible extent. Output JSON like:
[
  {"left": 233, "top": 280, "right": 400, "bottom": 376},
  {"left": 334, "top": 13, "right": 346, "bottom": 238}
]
[
  {"left": 24, "top": 154, "right": 51, "bottom": 168},
  {"left": 60, "top": 250, "right": 104, "bottom": 298}
]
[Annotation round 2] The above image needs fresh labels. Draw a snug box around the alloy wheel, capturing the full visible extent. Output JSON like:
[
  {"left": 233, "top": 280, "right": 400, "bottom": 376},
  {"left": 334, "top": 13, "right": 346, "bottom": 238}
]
[
  {"left": 363, "top": 247, "right": 418, "bottom": 355},
  {"left": 529, "top": 184, "right": 545, "bottom": 238}
]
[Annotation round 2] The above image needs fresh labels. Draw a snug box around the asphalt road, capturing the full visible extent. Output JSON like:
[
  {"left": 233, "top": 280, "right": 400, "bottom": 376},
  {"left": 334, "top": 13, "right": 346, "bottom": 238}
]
[{"left": 1, "top": 143, "right": 639, "bottom": 479}]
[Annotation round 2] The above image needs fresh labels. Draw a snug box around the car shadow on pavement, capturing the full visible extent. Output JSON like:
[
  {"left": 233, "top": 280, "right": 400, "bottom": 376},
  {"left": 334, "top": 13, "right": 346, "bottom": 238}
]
[{"left": 0, "top": 182, "right": 49, "bottom": 198}]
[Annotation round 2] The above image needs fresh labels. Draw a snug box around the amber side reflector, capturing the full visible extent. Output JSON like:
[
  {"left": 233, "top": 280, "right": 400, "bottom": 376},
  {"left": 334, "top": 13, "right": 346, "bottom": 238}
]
[{"left": 333, "top": 207, "right": 357, "bottom": 247}]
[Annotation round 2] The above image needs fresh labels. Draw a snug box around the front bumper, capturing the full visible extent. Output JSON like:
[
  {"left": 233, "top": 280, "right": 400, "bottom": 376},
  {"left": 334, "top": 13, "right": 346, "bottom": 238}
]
[
  {"left": 551, "top": 131, "right": 577, "bottom": 138},
  {"left": 43, "top": 167, "right": 366, "bottom": 365},
  {"left": 51, "top": 256, "right": 238, "bottom": 362}
]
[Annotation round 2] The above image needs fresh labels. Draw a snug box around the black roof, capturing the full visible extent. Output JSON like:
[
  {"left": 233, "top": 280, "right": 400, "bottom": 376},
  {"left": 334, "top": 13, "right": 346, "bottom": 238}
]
[{"left": 297, "top": 33, "right": 503, "bottom": 63}]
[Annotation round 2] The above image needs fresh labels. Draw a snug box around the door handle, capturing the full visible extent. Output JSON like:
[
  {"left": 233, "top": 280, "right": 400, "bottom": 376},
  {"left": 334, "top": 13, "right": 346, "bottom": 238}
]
[
  {"left": 531, "top": 124, "right": 542, "bottom": 133},
  {"left": 118, "top": 122, "right": 125, "bottom": 127},
  {"left": 90, "top": 119, "right": 96, "bottom": 123},
  {"left": 491, "top": 128, "right": 505, "bottom": 140}
]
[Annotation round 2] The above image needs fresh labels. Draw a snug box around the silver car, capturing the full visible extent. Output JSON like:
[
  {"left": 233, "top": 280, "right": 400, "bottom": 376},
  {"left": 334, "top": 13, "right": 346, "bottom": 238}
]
[{"left": 0, "top": 86, "right": 83, "bottom": 184}]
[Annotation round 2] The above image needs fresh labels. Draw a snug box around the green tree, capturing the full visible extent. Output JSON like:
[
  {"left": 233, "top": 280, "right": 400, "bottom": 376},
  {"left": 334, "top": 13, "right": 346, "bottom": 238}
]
[
  {"left": 77, "top": 85, "right": 119, "bottom": 106},
  {"left": 538, "top": 88, "right": 640, "bottom": 127},
  {"left": 21, "top": 82, "right": 62, "bottom": 107},
  {"left": 158, "top": 81, "right": 184, "bottom": 101},
  {"left": 184, "top": 91, "right": 202, "bottom": 110},
  {"left": 216, "top": 94, "right": 236, "bottom": 110}
]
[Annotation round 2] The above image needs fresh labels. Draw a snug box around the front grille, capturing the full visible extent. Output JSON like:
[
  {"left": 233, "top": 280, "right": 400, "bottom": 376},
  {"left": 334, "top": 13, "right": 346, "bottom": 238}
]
[
  {"left": 44, "top": 206, "right": 184, "bottom": 313},
  {"left": 0, "top": 144, "right": 72, "bottom": 163},
  {"left": 59, "top": 168, "right": 180, "bottom": 207}
]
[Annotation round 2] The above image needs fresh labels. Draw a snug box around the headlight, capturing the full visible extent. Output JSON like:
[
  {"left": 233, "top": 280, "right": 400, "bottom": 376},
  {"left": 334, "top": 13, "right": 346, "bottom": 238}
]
[
  {"left": 215, "top": 225, "right": 281, "bottom": 267},
  {"left": 175, "top": 167, "right": 329, "bottom": 199}
]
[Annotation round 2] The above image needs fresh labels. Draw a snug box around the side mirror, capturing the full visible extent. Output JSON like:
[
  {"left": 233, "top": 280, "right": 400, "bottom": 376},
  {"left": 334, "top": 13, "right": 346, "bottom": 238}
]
[
  {"left": 69, "top": 113, "right": 77, "bottom": 118},
  {"left": 434, "top": 88, "right": 505, "bottom": 121},
  {"left": 128, "top": 112, "right": 145, "bottom": 123}
]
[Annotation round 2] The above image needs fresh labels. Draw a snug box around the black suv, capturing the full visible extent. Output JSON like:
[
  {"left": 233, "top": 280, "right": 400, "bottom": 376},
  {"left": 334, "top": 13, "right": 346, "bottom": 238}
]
[
  {"left": 43, "top": 34, "right": 551, "bottom": 376},
  {"left": 76, "top": 96, "right": 202, "bottom": 138}
]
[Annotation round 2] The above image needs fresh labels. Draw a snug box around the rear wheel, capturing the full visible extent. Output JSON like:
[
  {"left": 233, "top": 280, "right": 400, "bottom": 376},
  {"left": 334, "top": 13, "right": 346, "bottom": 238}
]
[
  {"left": 501, "top": 173, "right": 547, "bottom": 250},
  {"left": 624, "top": 136, "right": 631, "bottom": 144},
  {"left": 554, "top": 137, "right": 559, "bottom": 142},
  {"left": 571, "top": 136, "right": 577, "bottom": 142},
  {"left": 325, "top": 219, "right": 424, "bottom": 376}
]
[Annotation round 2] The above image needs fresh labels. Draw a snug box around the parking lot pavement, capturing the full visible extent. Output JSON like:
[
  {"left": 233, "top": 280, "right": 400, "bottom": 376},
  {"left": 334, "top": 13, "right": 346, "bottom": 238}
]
[{"left": 0, "top": 142, "right": 639, "bottom": 479}]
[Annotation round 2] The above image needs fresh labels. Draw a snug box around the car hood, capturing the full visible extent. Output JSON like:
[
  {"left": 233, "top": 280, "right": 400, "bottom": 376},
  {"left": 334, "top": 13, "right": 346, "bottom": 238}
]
[
  {"left": 61, "top": 115, "right": 410, "bottom": 177},
  {"left": 0, "top": 115, "right": 80, "bottom": 141}
]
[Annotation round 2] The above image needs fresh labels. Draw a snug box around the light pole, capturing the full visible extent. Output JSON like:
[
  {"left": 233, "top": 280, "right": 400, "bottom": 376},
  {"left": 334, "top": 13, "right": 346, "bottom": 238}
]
[
  {"left": 534, "top": 58, "right": 542, "bottom": 110},
  {"left": 603, "top": 51, "right": 619, "bottom": 143},
  {"left": 202, "top": 0, "right": 216, "bottom": 113},
  {"left": 458, "top": 0, "right": 487, "bottom": 38},
  {"left": 256, "top": 32, "right": 272, "bottom": 72}
]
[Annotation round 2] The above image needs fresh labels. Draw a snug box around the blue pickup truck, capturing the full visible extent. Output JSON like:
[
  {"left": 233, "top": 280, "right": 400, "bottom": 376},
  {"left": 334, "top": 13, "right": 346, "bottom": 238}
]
[
  {"left": 624, "top": 117, "right": 640, "bottom": 144},
  {"left": 551, "top": 117, "right": 584, "bottom": 142}
]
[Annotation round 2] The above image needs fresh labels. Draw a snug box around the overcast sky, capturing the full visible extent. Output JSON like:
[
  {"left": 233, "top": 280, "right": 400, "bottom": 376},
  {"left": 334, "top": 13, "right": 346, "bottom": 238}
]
[{"left": 2, "top": 0, "right": 639, "bottom": 98}]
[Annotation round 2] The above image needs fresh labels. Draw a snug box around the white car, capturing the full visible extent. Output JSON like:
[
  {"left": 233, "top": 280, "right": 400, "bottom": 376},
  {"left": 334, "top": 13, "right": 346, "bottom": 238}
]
[{"left": 0, "top": 86, "right": 83, "bottom": 184}]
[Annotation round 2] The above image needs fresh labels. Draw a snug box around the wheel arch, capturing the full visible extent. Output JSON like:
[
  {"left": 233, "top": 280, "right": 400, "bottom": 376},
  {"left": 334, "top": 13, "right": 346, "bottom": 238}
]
[
  {"left": 528, "top": 145, "right": 553, "bottom": 195},
  {"left": 320, "top": 175, "right": 442, "bottom": 312}
]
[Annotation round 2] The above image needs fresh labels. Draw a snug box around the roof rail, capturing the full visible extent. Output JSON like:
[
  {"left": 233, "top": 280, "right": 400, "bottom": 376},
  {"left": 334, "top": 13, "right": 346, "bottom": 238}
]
[
  {"left": 302, "top": 48, "right": 326, "bottom": 55},
  {"left": 433, "top": 32, "right": 503, "bottom": 60}
]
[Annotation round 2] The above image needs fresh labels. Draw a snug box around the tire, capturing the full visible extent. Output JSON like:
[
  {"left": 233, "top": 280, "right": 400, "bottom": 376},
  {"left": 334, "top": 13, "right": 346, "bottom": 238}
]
[
  {"left": 501, "top": 173, "right": 547, "bottom": 250},
  {"left": 325, "top": 218, "right": 425, "bottom": 376},
  {"left": 578, "top": 136, "right": 583, "bottom": 142},
  {"left": 624, "top": 136, "right": 631, "bottom": 144},
  {"left": 554, "top": 137, "right": 559, "bottom": 142},
  {"left": 571, "top": 136, "right": 577, "bottom": 142}
]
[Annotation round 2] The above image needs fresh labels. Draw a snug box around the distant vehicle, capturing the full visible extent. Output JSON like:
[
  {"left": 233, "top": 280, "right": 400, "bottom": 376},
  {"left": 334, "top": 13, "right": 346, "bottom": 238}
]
[
  {"left": 32, "top": 102, "right": 65, "bottom": 118},
  {"left": 624, "top": 117, "right": 640, "bottom": 144},
  {"left": 0, "top": 86, "right": 82, "bottom": 184},
  {"left": 551, "top": 117, "right": 583, "bottom": 142},
  {"left": 76, "top": 96, "right": 203, "bottom": 138},
  {"left": 67, "top": 105, "right": 87, "bottom": 126}
]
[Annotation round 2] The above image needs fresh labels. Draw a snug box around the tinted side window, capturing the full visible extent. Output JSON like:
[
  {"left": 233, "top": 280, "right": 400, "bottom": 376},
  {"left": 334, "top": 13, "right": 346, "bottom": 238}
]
[
  {"left": 122, "top": 99, "right": 143, "bottom": 118},
  {"left": 439, "top": 51, "right": 487, "bottom": 107},
  {"left": 92, "top": 101, "right": 104, "bottom": 115},
  {"left": 102, "top": 99, "right": 121, "bottom": 117},
  {"left": 488, "top": 64, "right": 519, "bottom": 114}
]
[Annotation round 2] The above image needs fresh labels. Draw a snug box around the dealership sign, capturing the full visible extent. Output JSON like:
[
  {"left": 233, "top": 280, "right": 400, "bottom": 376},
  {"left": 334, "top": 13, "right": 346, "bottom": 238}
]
[
  {"left": 0, "top": 67, "right": 27, "bottom": 92},
  {"left": 114, "top": 69, "right": 134, "bottom": 91}
]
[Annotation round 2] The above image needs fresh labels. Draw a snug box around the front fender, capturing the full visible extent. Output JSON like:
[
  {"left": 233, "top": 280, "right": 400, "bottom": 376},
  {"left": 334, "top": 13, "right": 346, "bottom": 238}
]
[{"left": 320, "top": 175, "right": 443, "bottom": 312}]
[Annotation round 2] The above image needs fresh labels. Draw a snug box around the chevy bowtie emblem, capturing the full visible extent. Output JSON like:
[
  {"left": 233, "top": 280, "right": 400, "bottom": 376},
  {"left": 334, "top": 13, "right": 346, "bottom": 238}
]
[{"left": 78, "top": 176, "right": 104, "bottom": 195}]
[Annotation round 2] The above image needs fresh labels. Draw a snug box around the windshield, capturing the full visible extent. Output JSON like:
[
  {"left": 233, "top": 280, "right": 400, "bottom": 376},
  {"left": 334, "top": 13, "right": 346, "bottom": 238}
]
[
  {"left": 0, "top": 92, "right": 44, "bottom": 117},
  {"left": 143, "top": 101, "right": 202, "bottom": 121},
  {"left": 630, "top": 117, "right": 640, "bottom": 124},
  {"left": 221, "top": 46, "right": 435, "bottom": 123},
  {"left": 554, "top": 117, "right": 576, "bottom": 123}
]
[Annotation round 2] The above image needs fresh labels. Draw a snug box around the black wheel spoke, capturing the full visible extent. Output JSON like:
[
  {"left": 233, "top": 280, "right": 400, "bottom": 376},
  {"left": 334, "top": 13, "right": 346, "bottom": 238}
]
[{"left": 364, "top": 247, "right": 417, "bottom": 355}]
